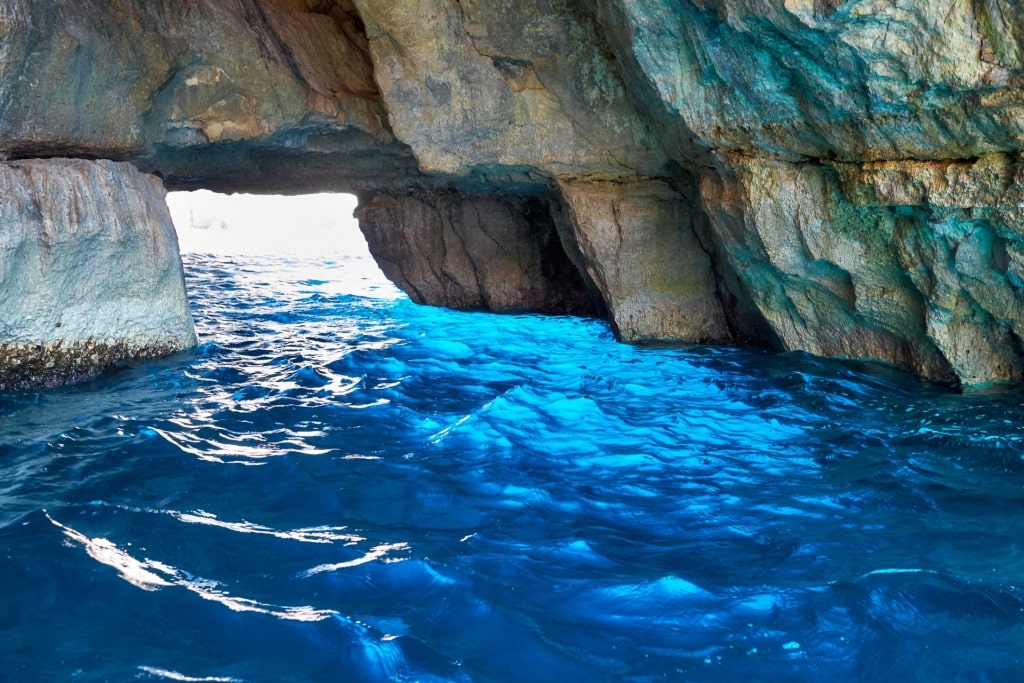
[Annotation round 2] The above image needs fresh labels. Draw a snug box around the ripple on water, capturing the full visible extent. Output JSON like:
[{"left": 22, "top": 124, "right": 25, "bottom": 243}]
[{"left": 2, "top": 253, "right": 1024, "bottom": 681}]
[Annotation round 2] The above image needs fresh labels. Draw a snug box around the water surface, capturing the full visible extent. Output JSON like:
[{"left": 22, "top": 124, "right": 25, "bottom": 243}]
[{"left": 2, "top": 252, "right": 1023, "bottom": 682}]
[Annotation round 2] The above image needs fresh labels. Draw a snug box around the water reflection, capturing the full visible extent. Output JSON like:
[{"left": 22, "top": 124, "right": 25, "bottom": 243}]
[{"left": 3, "top": 247, "right": 1024, "bottom": 681}]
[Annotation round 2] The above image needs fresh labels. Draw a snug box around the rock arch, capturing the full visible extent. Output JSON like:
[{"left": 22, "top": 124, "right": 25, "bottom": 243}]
[{"left": 4, "top": 0, "right": 1024, "bottom": 386}]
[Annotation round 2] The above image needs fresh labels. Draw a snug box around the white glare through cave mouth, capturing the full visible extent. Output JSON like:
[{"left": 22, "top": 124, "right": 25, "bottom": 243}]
[{"left": 165, "top": 190, "right": 400, "bottom": 298}]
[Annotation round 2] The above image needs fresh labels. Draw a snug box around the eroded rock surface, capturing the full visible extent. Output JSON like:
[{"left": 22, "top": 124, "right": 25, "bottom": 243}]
[
  {"left": 6, "top": 0, "right": 1024, "bottom": 385},
  {"left": 598, "top": 0, "right": 1024, "bottom": 162},
  {"left": 558, "top": 178, "right": 730, "bottom": 343},
  {"left": 356, "top": 189, "right": 597, "bottom": 315},
  {"left": 700, "top": 154, "right": 1024, "bottom": 384},
  {"left": 350, "top": 0, "right": 1024, "bottom": 382},
  {"left": 354, "top": 0, "right": 669, "bottom": 179},
  {"left": 0, "top": 159, "right": 197, "bottom": 390},
  {"left": 0, "top": 0, "right": 413, "bottom": 192}
]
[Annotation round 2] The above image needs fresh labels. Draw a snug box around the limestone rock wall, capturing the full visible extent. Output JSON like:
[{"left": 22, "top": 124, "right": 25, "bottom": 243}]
[
  {"left": 592, "top": 0, "right": 1024, "bottom": 383},
  {"left": 0, "top": 0, "right": 413, "bottom": 192},
  {"left": 596, "top": 0, "right": 1024, "bottom": 162},
  {"left": 557, "top": 178, "right": 730, "bottom": 343},
  {"left": 356, "top": 189, "right": 598, "bottom": 315},
  {"left": 0, "top": 159, "right": 197, "bottom": 390},
  {"left": 352, "top": 0, "right": 669, "bottom": 180},
  {"left": 698, "top": 153, "right": 1024, "bottom": 384},
  {"left": 350, "top": 0, "right": 738, "bottom": 345},
  {"left": 6, "top": 0, "right": 1024, "bottom": 386}
]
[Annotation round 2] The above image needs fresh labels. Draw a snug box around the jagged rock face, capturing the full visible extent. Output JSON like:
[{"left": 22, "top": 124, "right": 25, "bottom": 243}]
[
  {"left": 5, "top": 0, "right": 1012, "bottom": 171},
  {"left": 348, "top": 0, "right": 1024, "bottom": 381},
  {"left": 0, "top": 159, "right": 197, "bottom": 390},
  {"left": 701, "top": 154, "right": 1024, "bottom": 384},
  {"left": 353, "top": 0, "right": 671, "bottom": 180},
  {"left": 597, "top": 0, "right": 1024, "bottom": 162},
  {"left": 5, "top": 0, "right": 1024, "bottom": 386}
]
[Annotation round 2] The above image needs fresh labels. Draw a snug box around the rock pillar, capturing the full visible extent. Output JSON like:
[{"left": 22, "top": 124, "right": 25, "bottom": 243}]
[
  {"left": 557, "top": 178, "right": 731, "bottom": 343},
  {"left": 0, "top": 159, "right": 197, "bottom": 390}
]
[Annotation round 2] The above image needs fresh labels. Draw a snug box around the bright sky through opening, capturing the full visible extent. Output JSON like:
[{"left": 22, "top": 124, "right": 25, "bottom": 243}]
[
  {"left": 165, "top": 191, "right": 398, "bottom": 298},
  {"left": 166, "top": 191, "right": 371, "bottom": 259}
]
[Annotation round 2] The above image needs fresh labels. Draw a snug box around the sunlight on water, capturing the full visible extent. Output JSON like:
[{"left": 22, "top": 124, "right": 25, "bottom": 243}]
[{"left": 1, "top": 194, "right": 1024, "bottom": 681}]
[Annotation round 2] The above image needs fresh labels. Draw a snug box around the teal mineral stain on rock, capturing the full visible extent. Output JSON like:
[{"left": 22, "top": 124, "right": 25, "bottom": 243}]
[{"left": 4, "top": 0, "right": 1024, "bottom": 387}]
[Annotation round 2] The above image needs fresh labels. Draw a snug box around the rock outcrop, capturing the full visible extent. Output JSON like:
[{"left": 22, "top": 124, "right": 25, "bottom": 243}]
[
  {"left": 5, "top": 0, "right": 1024, "bottom": 385},
  {"left": 0, "top": 0, "right": 411, "bottom": 192},
  {"left": 0, "top": 159, "right": 196, "bottom": 390},
  {"left": 558, "top": 178, "right": 730, "bottom": 343},
  {"left": 356, "top": 189, "right": 598, "bottom": 315}
]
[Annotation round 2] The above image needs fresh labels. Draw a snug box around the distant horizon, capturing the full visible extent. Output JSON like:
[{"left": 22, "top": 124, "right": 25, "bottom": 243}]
[{"left": 166, "top": 190, "right": 369, "bottom": 259}]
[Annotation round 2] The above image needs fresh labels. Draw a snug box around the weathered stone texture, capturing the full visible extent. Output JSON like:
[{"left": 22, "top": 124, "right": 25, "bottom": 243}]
[
  {"left": 833, "top": 155, "right": 1024, "bottom": 208},
  {"left": 701, "top": 154, "right": 1024, "bottom": 384},
  {"left": 353, "top": 0, "right": 669, "bottom": 179},
  {"left": 558, "top": 178, "right": 730, "bottom": 343},
  {"left": 356, "top": 190, "right": 597, "bottom": 315},
  {"left": 0, "top": 159, "right": 196, "bottom": 390},
  {"left": 598, "top": 0, "right": 1024, "bottom": 162},
  {"left": 0, "top": 0, "right": 413, "bottom": 192},
  {"left": 7, "top": 0, "right": 1024, "bottom": 385}
]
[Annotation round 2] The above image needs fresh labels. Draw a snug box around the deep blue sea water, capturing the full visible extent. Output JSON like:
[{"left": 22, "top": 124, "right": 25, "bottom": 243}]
[{"left": 3, "top": 252, "right": 1024, "bottom": 682}]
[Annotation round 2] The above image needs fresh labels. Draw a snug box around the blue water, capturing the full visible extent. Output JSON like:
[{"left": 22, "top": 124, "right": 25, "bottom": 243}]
[{"left": 3, "top": 252, "right": 1024, "bottom": 682}]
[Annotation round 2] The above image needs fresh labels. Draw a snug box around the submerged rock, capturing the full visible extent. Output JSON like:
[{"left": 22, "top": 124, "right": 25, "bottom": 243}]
[{"left": 0, "top": 159, "right": 197, "bottom": 390}]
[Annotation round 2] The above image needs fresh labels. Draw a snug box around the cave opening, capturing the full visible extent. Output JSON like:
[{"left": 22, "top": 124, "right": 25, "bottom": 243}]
[
  {"left": 166, "top": 190, "right": 369, "bottom": 260},
  {"left": 165, "top": 189, "right": 398, "bottom": 295}
]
